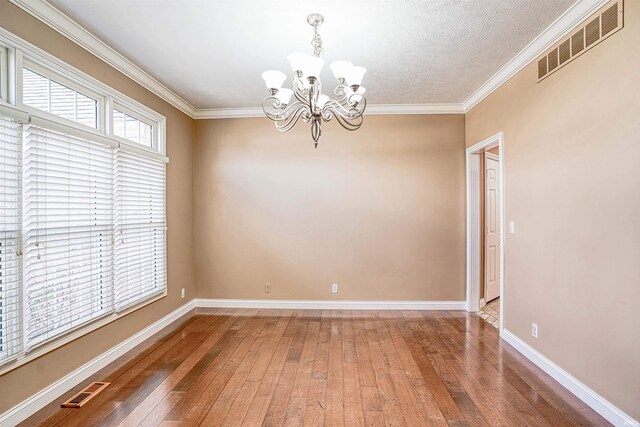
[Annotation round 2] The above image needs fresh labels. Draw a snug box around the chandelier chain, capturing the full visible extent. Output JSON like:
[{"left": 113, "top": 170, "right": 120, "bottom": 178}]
[{"left": 311, "top": 24, "right": 323, "bottom": 58}]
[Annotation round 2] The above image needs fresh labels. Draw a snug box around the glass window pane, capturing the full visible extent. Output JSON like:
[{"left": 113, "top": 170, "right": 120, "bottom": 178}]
[
  {"left": 76, "top": 93, "right": 98, "bottom": 128},
  {"left": 114, "top": 109, "right": 153, "bottom": 148},
  {"left": 125, "top": 114, "right": 139, "bottom": 144},
  {"left": 113, "top": 110, "right": 125, "bottom": 139},
  {"left": 49, "top": 80, "right": 76, "bottom": 122},
  {"left": 140, "top": 122, "right": 152, "bottom": 147},
  {"left": 22, "top": 67, "right": 98, "bottom": 129},
  {"left": 23, "top": 68, "right": 49, "bottom": 112}
]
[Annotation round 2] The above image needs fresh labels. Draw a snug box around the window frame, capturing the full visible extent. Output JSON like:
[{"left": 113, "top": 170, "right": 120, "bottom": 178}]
[
  {"left": 0, "top": 44, "right": 8, "bottom": 102},
  {"left": 0, "top": 27, "right": 169, "bottom": 376},
  {"left": 111, "top": 99, "right": 166, "bottom": 155},
  {"left": 21, "top": 59, "right": 106, "bottom": 133}
]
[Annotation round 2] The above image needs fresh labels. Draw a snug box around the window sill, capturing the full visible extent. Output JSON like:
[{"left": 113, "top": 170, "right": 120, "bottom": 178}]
[{"left": 0, "top": 291, "right": 167, "bottom": 377}]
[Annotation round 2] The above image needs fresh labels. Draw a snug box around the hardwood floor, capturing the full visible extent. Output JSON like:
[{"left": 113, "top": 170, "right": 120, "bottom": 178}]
[{"left": 26, "top": 309, "right": 608, "bottom": 426}]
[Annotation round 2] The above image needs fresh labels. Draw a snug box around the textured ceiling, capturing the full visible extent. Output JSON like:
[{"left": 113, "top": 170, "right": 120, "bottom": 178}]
[{"left": 48, "top": 0, "right": 576, "bottom": 109}]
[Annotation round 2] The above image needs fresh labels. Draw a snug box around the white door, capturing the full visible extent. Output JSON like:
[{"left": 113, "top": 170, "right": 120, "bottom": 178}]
[{"left": 484, "top": 153, "right": 501, "bottom": 302}]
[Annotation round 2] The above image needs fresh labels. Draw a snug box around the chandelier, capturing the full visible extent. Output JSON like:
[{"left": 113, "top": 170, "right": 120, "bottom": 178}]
[{"left": 261, "top": 13, "right": 367, "bottom": 148}]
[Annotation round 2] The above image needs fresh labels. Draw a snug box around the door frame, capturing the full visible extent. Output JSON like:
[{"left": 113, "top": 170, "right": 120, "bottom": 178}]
[{"left": 466, "top": 132, "right": 505, "bottom": 333}]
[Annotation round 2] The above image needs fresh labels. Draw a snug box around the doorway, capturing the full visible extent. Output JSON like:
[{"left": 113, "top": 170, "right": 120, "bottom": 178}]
[{"left": 466, "top": 132, "right": 505, "bottom": 332}]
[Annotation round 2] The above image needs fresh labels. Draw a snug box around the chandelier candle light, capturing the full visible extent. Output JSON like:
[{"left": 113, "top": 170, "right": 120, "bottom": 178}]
[{"left": 261, "top": 13, "right": 367, "bottom": 148}]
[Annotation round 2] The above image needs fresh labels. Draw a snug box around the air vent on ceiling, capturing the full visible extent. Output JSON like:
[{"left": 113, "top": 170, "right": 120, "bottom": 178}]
[
  {"left": 61, "top": 381, "right": 110, "bottom": 408},
  {"left": 537, "top": 0, "right": 623, "bottom": 81}
]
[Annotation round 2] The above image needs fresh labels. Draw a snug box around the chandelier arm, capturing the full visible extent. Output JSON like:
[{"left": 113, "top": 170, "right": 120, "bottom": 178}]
[
  {"left": 347, "top": 93, "right": 367, "bottom": 116},
  {"left": 333, "top": 110, "right": 364, "bottom": 131},
  {"left": 262, "top": 97, "right": 307, "bottom": 121},
  {"left": 292, "top": 78, "right": 309, "bottom": 104},
  {"left": 323, "top": 96, "right": 367, "bottom": 120},
  {"left": 333, "top": 85, "right": 350, "bottom": 104},
  {"left": 322, "top": 102, "right": 364, "bottom": 131},
  {"left": 275, "top": 105, "right": 310, "bottom": 132}
]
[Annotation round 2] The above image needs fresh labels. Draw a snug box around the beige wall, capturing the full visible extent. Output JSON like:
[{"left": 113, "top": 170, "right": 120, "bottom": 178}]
[
  {"left": 0, "top": 1, "right": 195, "bottom": 413},
  {"left": 466, "top": 0, "right": 640, "bottom": 418},
  {"left": 194, "top": 115, "right": 466, "bottom": 301}
]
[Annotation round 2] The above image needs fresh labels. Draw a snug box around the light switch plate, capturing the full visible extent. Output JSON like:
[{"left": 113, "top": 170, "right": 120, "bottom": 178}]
[{"left": 509, "top": 221, "right": 515, "bottom": 234}]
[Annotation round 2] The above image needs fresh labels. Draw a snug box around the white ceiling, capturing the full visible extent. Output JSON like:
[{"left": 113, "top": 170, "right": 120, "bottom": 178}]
[{"left": 47, "top": 0, "right": 576, "bottom": 109}]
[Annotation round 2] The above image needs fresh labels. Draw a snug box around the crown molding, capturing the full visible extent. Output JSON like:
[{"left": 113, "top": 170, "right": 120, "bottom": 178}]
[
  {"left": 193, "top": 107, "right": 264, "bottom": 119},
  {"left": 462, "top": 0, "right": 608, "bottom": 112},
  {"left": 9, "top": 0, "right": 607, "bottom": 119},
  {"left": 193, "top": 103, "right": 465, "bottom": 120},
  {"left": 7, "top": 0, "right": 197, "bottom": 117},
  {"left": 366, "top": 103, "right": 465, "bottom": 115}
]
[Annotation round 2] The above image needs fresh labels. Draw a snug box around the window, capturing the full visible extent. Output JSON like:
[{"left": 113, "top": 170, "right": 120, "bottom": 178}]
[
  {"left": 22, "top": 67, "right": 99, "bottom": 129},
  {"left": 23, "top": 125, "right": 114, "bottom": 350},
  {"left": 114, "top": 151, "right": 166, "bottom": 310},
  {"left": 0, "top": 117, "right": 22, "bottom": 365},
  {"left": 0, "top": 31, "right": 168, "bottom": 372},
  {"left": 113, "top": 107, "right": 153, "bottom": 148}
]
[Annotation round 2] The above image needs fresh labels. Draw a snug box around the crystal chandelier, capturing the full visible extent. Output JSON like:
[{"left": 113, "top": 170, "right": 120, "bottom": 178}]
[{"left": 261, "top": 13, "right": 367, "bottom": 148}]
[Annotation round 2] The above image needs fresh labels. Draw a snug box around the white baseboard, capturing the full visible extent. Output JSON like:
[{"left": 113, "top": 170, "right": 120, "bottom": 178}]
[
  {"left": 479, "top": 298, "right": 486, "bottom": 308},
  {"left": 0, "top": 300, "right": 196, "bottom": 427},
  {"left": 501, "top": 329, "right": 638, "bottom": 427},
  {"left": 195, "top": 298, "right": 466, "bottom": 310}
]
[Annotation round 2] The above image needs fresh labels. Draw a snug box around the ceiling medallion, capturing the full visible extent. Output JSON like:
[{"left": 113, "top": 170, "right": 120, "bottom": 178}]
[{"left": 261, "top": 13, "right": 367, "bottom": 148}]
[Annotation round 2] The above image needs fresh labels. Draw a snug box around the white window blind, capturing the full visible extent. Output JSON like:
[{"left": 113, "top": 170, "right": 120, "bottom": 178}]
[
  {"left": 23, "top": 125, "right": 114, "bottom": 350},
  {"left": 0, "top": 116, "right": 22, "bottom": 364},
  {"left": 114, "top": 150, "right": 166, "bottom": 311}
]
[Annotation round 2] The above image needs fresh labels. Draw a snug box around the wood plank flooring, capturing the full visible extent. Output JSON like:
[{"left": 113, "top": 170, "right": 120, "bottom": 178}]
[{"left": 26, "top": 309, "right": 609, "bottom": 426}]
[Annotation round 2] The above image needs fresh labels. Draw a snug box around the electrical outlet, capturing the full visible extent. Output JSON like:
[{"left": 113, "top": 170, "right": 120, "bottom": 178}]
[
  {"left": 509, "top": 221, "right": 516, "bottom": 234},
  {"left": 532, "top": 323, "right": 538, "bottom": 338},
  {"left": 181, "top": 288, "right": 185, "bottom": 299},
  {"left": 265, "top": 283, "right": 271, "bottom": 293},
  {"left": 331, "top": 283, "right": 338, "bottom": 294}
]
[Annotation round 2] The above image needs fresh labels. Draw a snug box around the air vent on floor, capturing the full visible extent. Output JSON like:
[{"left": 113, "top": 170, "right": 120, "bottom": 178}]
[
  {"left": 61, "top": 381, "right": 110, "bottom": 408},
  {"left": 537, "top": 0, "right": 623, "bottom": 81}
]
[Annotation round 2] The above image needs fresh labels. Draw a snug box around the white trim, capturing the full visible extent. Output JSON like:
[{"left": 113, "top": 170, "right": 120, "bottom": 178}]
[
  {"left": 118, "top": 139, "right": 170, "bottom": 163},
  {"left": 501, "top": 329, "right": 639, "bottom": 427},
  {"left": 7, "top": 0, "right": 195, "bottom": 117},
  {"left": 0, "top": 299, "right": 195, "bottom": 427},
  {"left": 193, "top": 103, "right": 465, "bottom": 119},
  {"left": 466, "top": 132, "right": 505, "bottom": 334},
  {"left": 485, "top": 152, "right": 500, "bottom": 161},
  {"left": 195, "top": 299, "right": 466, "bottom": 310},
  {"left": 0, "top": 101, "right": 29, "bottom": 122},
  {"left": 363, "top": 103, "right": 464, "bottom": 115},
  {"left": 479, "top": 298, "right": 486, "bottom": 309},
  {"left": 462, "top": 0, "right": 608, "bottom": 112},
  {"left": 466, "top": 152, "right": 481, "bottom": 312},
  {"left": 0, "top": 44, "right": 8, "bottom": 101},
  {"left": 7, "top": 0, "right": 609, "bottom": 118},
  {"left": 193, "top": 107, "right": 263, "bottom": 119}
]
